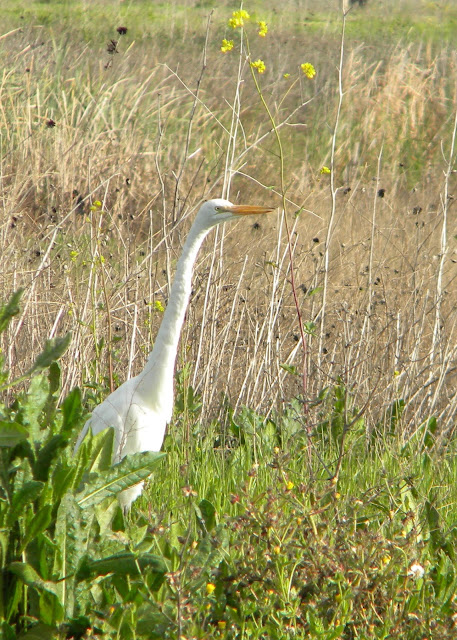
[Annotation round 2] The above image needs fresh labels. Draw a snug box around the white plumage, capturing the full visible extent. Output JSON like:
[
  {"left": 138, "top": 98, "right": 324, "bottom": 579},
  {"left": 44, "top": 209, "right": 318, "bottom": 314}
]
[{"left": 75, "top": 198, "right": 274, "bottom": 509}]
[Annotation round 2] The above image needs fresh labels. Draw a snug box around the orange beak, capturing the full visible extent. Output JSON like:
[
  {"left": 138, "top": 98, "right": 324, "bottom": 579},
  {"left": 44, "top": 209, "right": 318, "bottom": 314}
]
[{"left": 229, "top": 204, "right": 275, "bottom": 216}]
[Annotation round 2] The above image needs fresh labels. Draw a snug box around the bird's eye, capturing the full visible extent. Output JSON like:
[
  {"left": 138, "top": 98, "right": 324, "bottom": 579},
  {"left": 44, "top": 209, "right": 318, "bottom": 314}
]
[{"left": 215, "top": 206, "right": 222, "bottom": 212}]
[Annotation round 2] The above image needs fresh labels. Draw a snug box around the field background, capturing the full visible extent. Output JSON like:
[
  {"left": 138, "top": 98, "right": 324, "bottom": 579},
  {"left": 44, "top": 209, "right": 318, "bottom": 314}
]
[{"left": 2, "top": 0, "right": 457, "bottom": 638}]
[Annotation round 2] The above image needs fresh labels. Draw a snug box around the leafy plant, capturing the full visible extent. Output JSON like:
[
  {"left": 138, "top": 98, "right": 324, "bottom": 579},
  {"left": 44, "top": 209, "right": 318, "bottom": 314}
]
[{"left": 0, "top": 291, "right": 165, "bottom": 638}]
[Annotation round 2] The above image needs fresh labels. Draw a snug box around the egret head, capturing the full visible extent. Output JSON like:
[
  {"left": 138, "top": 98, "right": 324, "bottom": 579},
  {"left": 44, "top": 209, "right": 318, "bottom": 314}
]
[{"left": 197, "top": 198, "right": 274, "bottom": 229}]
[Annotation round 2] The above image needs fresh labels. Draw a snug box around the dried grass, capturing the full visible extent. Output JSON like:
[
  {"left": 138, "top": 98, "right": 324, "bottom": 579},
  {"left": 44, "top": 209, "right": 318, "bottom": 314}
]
[{"left": 1, "top": 8, "right": 457, "bottom": 442}]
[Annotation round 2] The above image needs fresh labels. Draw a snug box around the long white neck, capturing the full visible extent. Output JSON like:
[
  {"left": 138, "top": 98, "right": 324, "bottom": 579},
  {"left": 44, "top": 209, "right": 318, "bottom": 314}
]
[{"left": 141, "top": 220, "right": 211, "bottom": 380}]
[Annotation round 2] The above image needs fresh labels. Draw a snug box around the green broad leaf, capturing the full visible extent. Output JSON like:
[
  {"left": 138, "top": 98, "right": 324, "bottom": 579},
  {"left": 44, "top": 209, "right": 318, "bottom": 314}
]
[
  {"left": 0, "top": 622, "right": 17, "bottom": 640},
  {"left": 33, "top": 435, "right": 68, "bottom": 482},
  {"left": 17, "top": 622, "right": 58, "bottom": 640},
  {"left": 22, "top": 374, "right": 49, "bottom": 438},
  {"left": 0, "top": 421, "right": 29, "bottom": 447},
  {"left": 190, "top": 535, "right": 224, "bottom": 570},
  {"left": 8, "top": 562, "right": 59, "bottom": 596},
  {"left": 51, "top": 465, "right": 77, "bottom": 502},
  {"left": 75, "top": 551, "right": 166, "bottom": 582},
  {"left": 94, "top": 499, "right": 120, "bottom": 534},
  {"left": 19, "top": 505, "right": 52, "bottom": 553},
  {"left": 39, "top": 589, "right": 64, "bottom": 626},
  {"left": 48, "top": 362, "right": 61, "bottom": 396},
  {"left": 87, "top": 427, "right": 114, "bottom": 473},
  {"left": 76, "top": 450, "right": 165, "bottom": 509},
  {"left": 71, "top": 428, "right": 98, "bottom": 493},
  {"left": 136, "top": 606, "right": 170, "bottom": 638},
  {"left": 280, "top": 363, "right": 298, "bottom": 375},
  {"left": 7, "top": 480, "right": 44, "bottom": 526},
  {"left": 0, "top": 289, "right": 23, "bottom": 333},
  {"left": 60, "top": 618, "right": 92, "bottom": 640},
  {"left": 30, "top": 332, "right": 72, "bottom": 373},
  {"left": 197, "top": 498, "right": 216, "bottom": 533},
  {"left": 0, "top": 531, "right": 8, "bottom": 566},
  {"left": 303, "top": 321, "right": 317, "bottom": 335},
  {"left": 61, "top": 387, "right": 83, "bottom": 433},
  {"left": 306, "top": 286, "right": 323, "bottom": 297},
  {"left": 54, "top": 493, "right": 83, "bottom": 613}
]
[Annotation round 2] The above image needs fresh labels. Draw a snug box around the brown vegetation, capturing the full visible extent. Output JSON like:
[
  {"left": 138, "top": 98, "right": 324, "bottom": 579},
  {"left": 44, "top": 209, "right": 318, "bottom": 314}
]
[{"left": 1, "top": 6, "right": 456, "bottom": 443}]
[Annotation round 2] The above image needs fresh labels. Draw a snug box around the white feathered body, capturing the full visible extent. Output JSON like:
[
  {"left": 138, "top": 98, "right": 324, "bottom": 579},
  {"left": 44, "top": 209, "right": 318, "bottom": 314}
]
[
  {"left": 75, "top": 199, "right": 273, "bottom": 509},
  {"left": 74, "top": 371, "right": 173, "bottom": 507}
]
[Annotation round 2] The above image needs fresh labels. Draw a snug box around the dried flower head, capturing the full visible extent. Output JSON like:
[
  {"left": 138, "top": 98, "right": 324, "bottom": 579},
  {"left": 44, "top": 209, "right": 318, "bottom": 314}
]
[{"left": 107, "top": 39, "right": 118, "bottom": 54}]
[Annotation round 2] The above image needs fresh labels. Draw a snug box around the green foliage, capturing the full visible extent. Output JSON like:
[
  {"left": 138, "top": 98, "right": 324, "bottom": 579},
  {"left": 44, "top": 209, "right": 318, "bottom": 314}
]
[
  {"left": 0, "top": 291, "right": 170, "bottom": 638},
  {"left": 1, "top": 291, "right": 457, "bottom": 638}
]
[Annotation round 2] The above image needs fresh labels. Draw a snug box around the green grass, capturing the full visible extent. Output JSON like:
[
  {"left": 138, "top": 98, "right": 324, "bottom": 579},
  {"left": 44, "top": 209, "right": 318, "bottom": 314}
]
[
  {"left": 2, "top": 0, "right": 457, "bottom": 44},
  {"left": 1, "top": 318, "right": 457, "bottom": 638}
]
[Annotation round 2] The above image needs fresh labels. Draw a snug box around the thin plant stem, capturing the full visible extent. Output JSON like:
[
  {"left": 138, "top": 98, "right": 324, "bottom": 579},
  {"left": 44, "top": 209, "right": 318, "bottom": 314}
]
[
  {"left": 317, "top": 6, "right": 347, "bottom": 375},
  {"left": 246, "top": 37, "right": 309, "bottom": 412}
]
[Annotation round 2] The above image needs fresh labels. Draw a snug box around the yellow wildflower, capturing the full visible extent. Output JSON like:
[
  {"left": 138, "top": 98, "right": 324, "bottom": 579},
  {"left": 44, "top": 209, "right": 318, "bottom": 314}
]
[
  {"left": 320, "top": 166, "right": 331, "bottom": 174},
  {"left": 285, "top": 481, "right": 294, "bottom": 491},
  {"left": 283, "top": 73, "right": 290, "bottom": 78},
  {"left": 217, "top": 621, "right": 227, "bottom": 630},
  {"left": 154, "top": 300, "right": 165, "bottom": 312},
  {"left": 273, "top": 545, "right": 281, "bottom": 555},
  {"left": 301, "top": 62, "right": 316, "bottom": 78},
  {"left": 258, "top": 20, "right": 268, "bottom": 37},
  {"left": 220, "top": 38, "right": 234, "bottom": 53},
  {"left": 228, "top": 9, "right": 250, "bottom": 29},
  {"left": 381, "top": 554, "right": 391, "bottom": 566},
  {"left": 250, "top": 59, "right": 266, "bottom": 74},
  {"left": 206, "top": 583, "right": 216, "bottom": 595}
]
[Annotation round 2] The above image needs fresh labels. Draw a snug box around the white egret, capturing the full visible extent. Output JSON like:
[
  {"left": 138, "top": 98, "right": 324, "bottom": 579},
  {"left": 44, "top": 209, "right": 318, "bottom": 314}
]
[{"left": 75, "top": 198, "right": 274, "bottom": 509}]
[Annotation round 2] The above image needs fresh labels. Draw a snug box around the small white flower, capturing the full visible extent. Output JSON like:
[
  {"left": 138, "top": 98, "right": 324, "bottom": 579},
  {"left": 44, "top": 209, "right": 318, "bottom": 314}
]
[{"left": 408, "top": 562, "right": 425, "bottom": 579}]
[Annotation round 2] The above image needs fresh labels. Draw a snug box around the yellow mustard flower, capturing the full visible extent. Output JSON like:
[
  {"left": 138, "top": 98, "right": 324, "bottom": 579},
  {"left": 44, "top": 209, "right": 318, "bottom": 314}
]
[
  {"left": 220, "top": 38, "right": 234, "bottom": 53},
  {"left": 283, "top": 73, "right": 290, "bottom": 78},
  {"left": 285, "top": 481, "right": 294, "bottom": 491},
  {"left": 381, "top": 553, "right": 391, "bottom": 566},
  {"left": 206, "top": 583, "right": 216, "bottom": 595},
  {"left": 258, "top": 20, "right": 268, "bottom": 37},
  {"left": 250, "top": 59, "right": 266, "bottom": 74},
  {"left": 154, "top": 300, "right": 165, "bottom": 312},
  {"left": 320, "top": 166, "right": 331, "bottom": 174},
  {"left": 301, "top": 62, "right": 316, "bottom": 78},
  {"left": 228, "top": 9, "right": 250, "bottom": 29}
]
